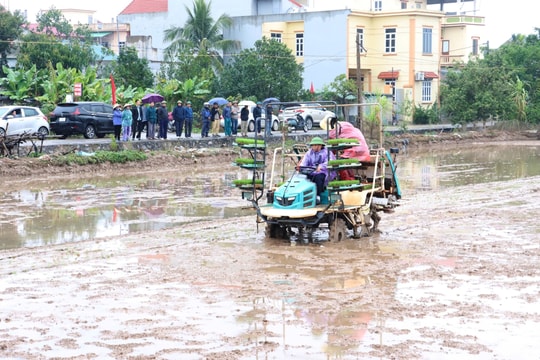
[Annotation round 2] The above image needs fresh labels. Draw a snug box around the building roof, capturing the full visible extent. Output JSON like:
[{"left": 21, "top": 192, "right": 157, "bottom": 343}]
[
  {"left": 378, "top": 71, "right": 400, "bottom": 79},
  {"left": 422, "top": 71, "right": 439, "bottom": 79},
  {"left": 120, "top": 0, "right": 168, "bottom": 15}
]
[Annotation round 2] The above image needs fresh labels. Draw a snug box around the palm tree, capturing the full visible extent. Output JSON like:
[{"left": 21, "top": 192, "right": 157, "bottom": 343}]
[{"left": 163, "top": 0, "right": 239, "bottom": 70}]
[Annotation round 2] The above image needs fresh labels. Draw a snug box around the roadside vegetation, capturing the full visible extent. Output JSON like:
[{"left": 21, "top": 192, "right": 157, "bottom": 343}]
[{"left": 49, "top": 150, "right": 148, "bottom": 166}]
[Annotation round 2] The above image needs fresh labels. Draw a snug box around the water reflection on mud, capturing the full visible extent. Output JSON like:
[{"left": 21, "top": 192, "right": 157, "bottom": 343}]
[
  {"left": 0, "top": 169, "right": 251, "bottom": 250},
  {"left": 398, "top": 143, "right": 540, "bottom": 191},
  {"left": 1, "top": 143, "right": 538, "bottom": 250}
]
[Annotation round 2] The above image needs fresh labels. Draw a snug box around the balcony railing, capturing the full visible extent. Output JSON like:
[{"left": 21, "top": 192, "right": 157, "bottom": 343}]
[
  {"left": 440, "top": 54, "right": 465, "bottom": 66},
  {"left": 444, "top": 15, "right": 484, "bottom": 25}
]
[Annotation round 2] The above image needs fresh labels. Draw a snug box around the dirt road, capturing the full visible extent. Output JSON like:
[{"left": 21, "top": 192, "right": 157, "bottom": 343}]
[{"left": 1, "top": 134, "right": 539, "bottom": 359}]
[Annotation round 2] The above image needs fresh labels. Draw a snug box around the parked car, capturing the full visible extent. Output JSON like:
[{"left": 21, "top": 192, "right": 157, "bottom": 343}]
[
  {"left": 220, "top": 100, "right": 280, "bottom": 133},
  {"left": 49, "top": 102, "right": 114, "bottom": 139},
  {"left": 278, "top": 102, "right": 336, "bottom": 130},
  {"left": 0, "top": 106, "right": 50, "bottom": 137}
]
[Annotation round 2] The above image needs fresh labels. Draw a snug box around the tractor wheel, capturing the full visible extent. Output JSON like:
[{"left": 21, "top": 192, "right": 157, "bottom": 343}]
[
  {"left": 265, "top": 223, "right": 288, "bottom": 239},
  {"left": 329, "top": 218, "right": 348, "bottom": 242}
]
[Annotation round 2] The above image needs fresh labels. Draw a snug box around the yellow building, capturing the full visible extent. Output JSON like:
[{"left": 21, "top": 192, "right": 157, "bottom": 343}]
[{"left": 230, "top": 0, "right": 484, "bottom": 114}]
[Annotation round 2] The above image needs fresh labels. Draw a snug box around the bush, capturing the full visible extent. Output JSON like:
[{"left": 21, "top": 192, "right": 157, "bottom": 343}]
[{"left": 413, "top": 104, "right": 440, "bottom": 125}]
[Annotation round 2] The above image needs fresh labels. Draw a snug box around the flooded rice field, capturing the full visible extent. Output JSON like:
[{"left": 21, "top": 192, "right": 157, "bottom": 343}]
[
  {"left": 1, "top": 142, "right": 539, "bottom": 250},
  {"left": 1, "top": 140, "right": 539, "bottom": 359}
]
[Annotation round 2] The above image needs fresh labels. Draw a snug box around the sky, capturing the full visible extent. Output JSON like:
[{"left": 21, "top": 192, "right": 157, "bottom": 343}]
[{"left": 3, "top": 0, "right": 538, "bottom": 49}]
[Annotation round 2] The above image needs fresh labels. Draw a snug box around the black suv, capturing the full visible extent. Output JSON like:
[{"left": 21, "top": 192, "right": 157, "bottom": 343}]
[{"left": 49, "top": 102, "right": 114, "bottom": 139}]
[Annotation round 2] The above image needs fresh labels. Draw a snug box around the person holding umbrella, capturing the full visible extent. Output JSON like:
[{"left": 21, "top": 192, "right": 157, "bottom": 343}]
[{"left": 145, "top": 102, "right": 157, "bottom": 140}]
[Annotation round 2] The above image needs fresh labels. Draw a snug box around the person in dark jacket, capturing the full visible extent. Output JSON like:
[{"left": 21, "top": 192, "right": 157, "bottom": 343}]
[
  {"left": 265, "top": 103, "right": 273, "bottom": 137},
  {"left": 145, "top": 102, "right": 157, "bottom": 140},
  {"left": 240, "top": 104, "right": 249, "bottom": 137},
  {"left": 210, "top": 102, "right": 221, "bottom": 137},
  {"left": 131, "top": 99, "right": 146, "bottom": 140},
  {"left": 156, "top": 101, "right": 169, "bottom": 140},
  {"left": 184, "top": 101, "right": 194, "bottom": 138},
  {"left": 222, "top": 102, "right": 232, "bottom": 137},
  {"left": 172, "top": 100, "right": 185, "bottom": 137},
  {"left": 253, "top": 102, "right": 262, "bottom": 136},
  {"left": 200, "top": 103, "right": 211, "bottom": 138}
]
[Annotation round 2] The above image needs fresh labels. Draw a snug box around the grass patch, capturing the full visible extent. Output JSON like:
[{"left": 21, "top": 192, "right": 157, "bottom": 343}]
[{"left": 52, "top": 150, "right": 148, "bottom": 166}]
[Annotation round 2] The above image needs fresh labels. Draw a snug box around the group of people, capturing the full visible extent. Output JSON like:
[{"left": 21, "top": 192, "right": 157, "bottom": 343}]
[
  {"left": 199, "top": 100, "right": 251, "bottom": 138},
  {"left": 112, "top": 99, "right": 194, "bottom": 141},
  {"left": 171, "top": 100, "right": 194, "bottom": 138},
  {"left": 198, "top": 100, "right": 278, "bottom": 138}
]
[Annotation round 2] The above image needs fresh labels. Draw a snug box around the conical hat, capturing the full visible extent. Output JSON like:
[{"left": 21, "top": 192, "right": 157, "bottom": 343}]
[{"left": 320, "top": 115, "right": 338, "bottom": 130}]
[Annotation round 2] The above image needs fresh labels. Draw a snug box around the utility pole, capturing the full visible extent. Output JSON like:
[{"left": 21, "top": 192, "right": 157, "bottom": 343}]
[{"left": 356, "top": 33, "right": 364, "bottom": 131}]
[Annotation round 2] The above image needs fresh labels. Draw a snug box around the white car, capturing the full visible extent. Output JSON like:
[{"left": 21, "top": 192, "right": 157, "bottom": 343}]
[
  {"left": 278, "top": 102, "right": 336, "bottom": 130},
  {"left": 0, "top": 106, "right": 50, "bottom": 137},
  {"left": 221, "top": 100, "right": 280, "bottom": 133}
]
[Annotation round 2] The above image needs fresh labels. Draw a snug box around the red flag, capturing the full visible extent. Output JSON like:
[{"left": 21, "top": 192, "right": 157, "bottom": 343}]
[
  {"left": 110, "top": 74, "right": 117, "bottom": 105},
  {"left": 310, "top": 81, "right": 315, "bottom": 94}
]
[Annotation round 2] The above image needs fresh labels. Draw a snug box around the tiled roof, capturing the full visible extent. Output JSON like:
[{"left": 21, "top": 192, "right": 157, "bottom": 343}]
[
  {"left": 120, "top": 0, "right": 168, "bottom": 15},
  {"left": 378, "top": 71, "right": 400, "bottom": 79},
  {"left": 422, "top": 71, "right": 439, "bottom": 79}
]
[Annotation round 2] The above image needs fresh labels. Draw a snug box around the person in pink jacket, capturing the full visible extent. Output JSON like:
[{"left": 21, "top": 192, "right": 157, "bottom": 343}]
[{"left": 320, "top": 116, "right": 370, "bottom": 180}]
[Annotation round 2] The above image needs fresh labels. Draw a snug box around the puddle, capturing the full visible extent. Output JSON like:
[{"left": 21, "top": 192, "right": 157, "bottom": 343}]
[
  {"left": 1, "top": 143, "right": 539, "bottom": 250},
  {"left": 398, "top": 143, "right": 540, "bottom": 190}
]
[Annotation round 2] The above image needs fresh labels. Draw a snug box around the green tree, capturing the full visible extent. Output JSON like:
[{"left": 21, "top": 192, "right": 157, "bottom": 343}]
[
  {"left": 319, "top": 74, "right": 357, "bottom": 119},
  {"left": 111, "top": 46, "right": 154, "bottom": 89},
  {"left": 493, "top": 30, "right": 540, "bottom": 124},
  {"left": 163, "top": 0, "right": 239, "bottom": 73},
  {"left": 0, "top": 6, "right": 26, "bottom": 71},
  {"left": 440, "top": 59, "right": 511, "bottom": 126},
  {"left": 159, "top": 45, "right": 216, "bottom": 84},
  {"left": 17, "top": 32, "right": 95, "bottom": 71},
  {"left": 36, "top": 8, "right": 73, "bottom": 37},
  {"left": 17, "top": 9, "right": 95, "bottom": 71},
  {"left": 218, "top": 37, "right": 303, "bottom": 101}
]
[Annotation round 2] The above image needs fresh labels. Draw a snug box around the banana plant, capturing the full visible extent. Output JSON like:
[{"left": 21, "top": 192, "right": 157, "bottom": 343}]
[
  {"left": 36, "top": 62, "right": 75, "bottom": 108},
  {"left": 0, "top": 65, "right": 41, "bottom": 102}
]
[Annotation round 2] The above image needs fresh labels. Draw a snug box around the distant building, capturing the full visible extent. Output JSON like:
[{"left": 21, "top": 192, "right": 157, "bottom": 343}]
[{"left": 115, "top": 0, "right": 483, "bottom": 110}]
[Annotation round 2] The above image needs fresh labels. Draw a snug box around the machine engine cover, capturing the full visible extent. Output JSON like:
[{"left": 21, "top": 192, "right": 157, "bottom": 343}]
[{"left": 273, "top": 174, "right": 317, "bottom": 209}]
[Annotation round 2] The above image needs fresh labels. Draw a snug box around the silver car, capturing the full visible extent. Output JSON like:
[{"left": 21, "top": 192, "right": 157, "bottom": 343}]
[
  {"left": 0, "top": 106, "right": 50, "bottom": 137},
  {"left": 278, "top": 102, "right": 336, "bottom": 130}
]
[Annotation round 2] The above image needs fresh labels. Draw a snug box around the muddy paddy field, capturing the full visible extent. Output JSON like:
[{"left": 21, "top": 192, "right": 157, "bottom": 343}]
[{"left": 0, "top": 132, "right": 539, "bottom": 359}]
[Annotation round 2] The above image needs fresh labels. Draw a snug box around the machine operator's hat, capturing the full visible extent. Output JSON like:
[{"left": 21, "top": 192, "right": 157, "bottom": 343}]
[
  {"left": 309, "top": 136, "right": 325, "bottom": 146},
  {"left": 319, "top": 115, "right": 339, "bottom": 130}
]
